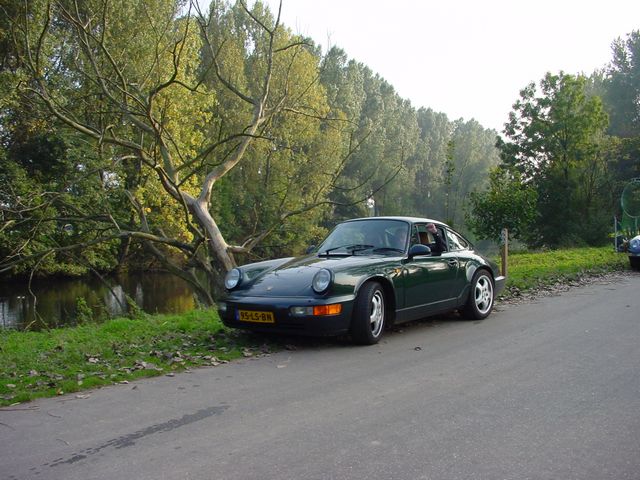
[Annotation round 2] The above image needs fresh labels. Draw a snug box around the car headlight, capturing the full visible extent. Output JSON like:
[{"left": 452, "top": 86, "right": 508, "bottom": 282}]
[
  {"left": 631, "top": 238, "right": 640, "bottom": 249},
  {"left": 312, "top": 269, "right": 332, "bottom": 293},
  {"left": 224, "top": 268, "right": 242, "bottom": 290}
]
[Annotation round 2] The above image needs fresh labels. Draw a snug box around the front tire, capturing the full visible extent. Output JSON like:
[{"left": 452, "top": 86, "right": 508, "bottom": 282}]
[
  {"left": 351, "top": 282, "right": 385, "bottom": 345},
  {"left": 630, "top": 256, "right": 640, "bottom": 271},
  {"left": 462, "top": 270, "right": 494, "bottom": 320}
]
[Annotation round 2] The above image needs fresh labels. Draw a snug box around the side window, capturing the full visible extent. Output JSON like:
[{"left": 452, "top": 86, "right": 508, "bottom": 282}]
[
  {"left": 434, "top": 226, "right": 447, "bottom": 252},
  {"left": 410, "top": 225, "right": 422, "bottom": 246},
  {"left": 446, "top": 230, "right": 469, "bottom": 251},
  {"left": 412, "top": 224, "right": 433, "bottom": 245}
]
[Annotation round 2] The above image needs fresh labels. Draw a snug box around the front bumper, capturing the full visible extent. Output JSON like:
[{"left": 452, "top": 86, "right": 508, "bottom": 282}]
[{"left": 218, "top": 295, "right": 355, "bottom": 337}]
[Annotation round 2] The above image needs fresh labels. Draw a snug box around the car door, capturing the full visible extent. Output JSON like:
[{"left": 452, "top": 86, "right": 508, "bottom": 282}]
[
  {"left": 401, "top": 223, "right": 459, "bottom": 320},
  {"left": 443, "top": 228, "right": 473, "bottom": 299}
]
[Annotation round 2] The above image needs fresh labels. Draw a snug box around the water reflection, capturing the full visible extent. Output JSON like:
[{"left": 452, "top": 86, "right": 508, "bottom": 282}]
[{"left": 0, "top": 273, "right": 196, "bottom": 330}]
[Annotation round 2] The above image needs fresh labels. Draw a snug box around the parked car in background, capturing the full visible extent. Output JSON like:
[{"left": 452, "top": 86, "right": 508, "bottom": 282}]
[
  {"left": 628, "top": 234, "right": 640, "bottom": 270},
  {"left": 218, "top": 217, "right": 505, "bottom": 345}
]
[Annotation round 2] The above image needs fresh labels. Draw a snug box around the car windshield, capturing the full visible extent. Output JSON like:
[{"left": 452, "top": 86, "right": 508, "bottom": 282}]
[{"left": 317, "top": 219, "right": 409, "bottom": 256}]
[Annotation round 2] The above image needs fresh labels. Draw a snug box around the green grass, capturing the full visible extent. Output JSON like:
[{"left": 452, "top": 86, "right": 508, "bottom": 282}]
[
  {"left": 0, "top": 246, "right": 632, "bottom": 406},
  {"left": 503, "top": 246, "right": 629, "bottom": 292},
  {"left": 0, "top": 310, "right": 280, "bottom": 406}
]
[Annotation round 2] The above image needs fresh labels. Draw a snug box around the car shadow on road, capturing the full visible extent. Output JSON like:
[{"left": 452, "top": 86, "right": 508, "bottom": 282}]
[{"left": 237, "top": 310, "right": 472, "bottom": 352}]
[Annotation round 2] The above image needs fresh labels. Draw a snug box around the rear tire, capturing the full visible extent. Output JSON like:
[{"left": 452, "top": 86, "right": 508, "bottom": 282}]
[
  {"left": 351, "top": 282, "right": 385, "bottom": 345},
  {"left": 462, "top": 270, "right": 494, "bottom": 320}
]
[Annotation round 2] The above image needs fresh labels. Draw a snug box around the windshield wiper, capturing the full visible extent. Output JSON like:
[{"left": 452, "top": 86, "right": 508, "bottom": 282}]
[
  {"left": 320, "top": 244, "right": 375, "bottom": 256},
  {"left": 372, "top": 247, "right": 405, "bottom": 254}
]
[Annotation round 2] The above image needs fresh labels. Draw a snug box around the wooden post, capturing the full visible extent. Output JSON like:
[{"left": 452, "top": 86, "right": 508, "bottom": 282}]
[{"left": 500, "top": 228, "right": 508, "bottom": 277}]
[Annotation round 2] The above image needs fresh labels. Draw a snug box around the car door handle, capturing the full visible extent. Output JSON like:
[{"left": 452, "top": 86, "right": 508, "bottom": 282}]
[{"left": 447, "top": 259, "right": 458, "bottom": 267}]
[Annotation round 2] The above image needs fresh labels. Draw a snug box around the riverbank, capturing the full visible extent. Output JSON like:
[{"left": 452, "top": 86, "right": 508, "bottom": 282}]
[
  {"left": 0, "top": 246, "right": 630, "bottom": 406},
  {"left": 0, "top": 310, "right": 283, "bottom": 406},
  {"left": 0, "top": 271, "right": 197, "bottom": 330}
]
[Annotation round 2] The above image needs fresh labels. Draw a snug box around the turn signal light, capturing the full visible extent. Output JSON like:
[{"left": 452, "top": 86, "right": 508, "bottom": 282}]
[{"left": 313, "top": 304, "right": 342, "bottom": 316}]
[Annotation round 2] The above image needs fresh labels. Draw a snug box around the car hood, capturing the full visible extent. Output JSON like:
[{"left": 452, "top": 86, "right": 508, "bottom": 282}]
[{"left": 234, "top": 253, "right": 400, "bottom": 297}]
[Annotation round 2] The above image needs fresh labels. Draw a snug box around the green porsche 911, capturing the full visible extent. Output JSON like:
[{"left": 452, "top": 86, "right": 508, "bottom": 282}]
[{"left": 218, "top": 217, "right": 505, "bottom": 345}]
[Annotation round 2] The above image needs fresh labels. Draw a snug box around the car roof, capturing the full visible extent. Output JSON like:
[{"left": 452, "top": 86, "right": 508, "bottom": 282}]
[{"left": 342, "top": 216, "right": 450, "bottom": 228}]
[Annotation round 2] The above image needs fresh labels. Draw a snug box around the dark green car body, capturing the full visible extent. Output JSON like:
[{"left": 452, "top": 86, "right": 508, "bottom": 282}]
[{"left": 218, "top": 217, "right": 505, "bottom": 344}]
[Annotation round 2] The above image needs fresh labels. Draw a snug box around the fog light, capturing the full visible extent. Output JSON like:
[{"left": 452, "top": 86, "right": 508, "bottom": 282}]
[
  {"left": 218, "top": 302, "right": 227, "bottom": 313},
  {"left": 290, "top": 306, "right": 313, "bottom": 316}
]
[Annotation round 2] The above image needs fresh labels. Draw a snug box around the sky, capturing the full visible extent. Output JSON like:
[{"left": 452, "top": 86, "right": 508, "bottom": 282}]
[{"left": 260, "top": 0, "right": 640, "bottom": 132}]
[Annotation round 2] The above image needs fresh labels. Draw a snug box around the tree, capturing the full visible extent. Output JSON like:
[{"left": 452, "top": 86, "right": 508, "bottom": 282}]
[
  {"left": 497, "top": 72, "right": 611, "bottom": 247},
  {"left": 0, "top": 129, "right": 121, "bottom": 277},
  {"left": 604, "top": 30, "right": 640, "bottom": 138},
  {"left": 601, "top": 30, "right": 640, "bottom": 218},
  {"left": 444, "top": 120, "right": 500, "bottom": 228},
  {"left": 466, "top": 167, "right": 538, "bottom": 244},
  {"left": 408, "top": 108, "right": 452, "bottom": 220},
  {"left": 319, "top": 54, "right": 411, "bottom": 220},
  {"left": 1, "top": 0, "right": 125, "bottom": 276},
  {"left": 2, "top": 0, "right": 359, "bottom": 303}
]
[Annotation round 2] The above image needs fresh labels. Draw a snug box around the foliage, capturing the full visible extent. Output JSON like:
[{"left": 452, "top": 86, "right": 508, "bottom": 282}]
[
  {"left": 0, "top": 130, "right": 121, "bottom": 276},
  {"left": 2, "top": 0, "right": 359, "bottom": 302},
  {"left": 469, "top": 31, "right": 640, "bottom": 248},
  {"left": 1, "top": 0, "right": 503, "bottom": 290},
  {"left": 74, "top": 297, "right": 94, "bottom": 324},
  {"left": 466, "top": 167, "right": 538, "bottom": 243},
  {"left": 319, "top": 49, "right": 499, "bottom": 226},
  {"left": 205, "top": 8, "right": 345, "bottom": 258},
  {"left": 600, "top": 30, "right": 640, "bottom": 225},
  {"left": 445, "top": 120, "right": 501, "bottom": 227},
  {"left": 496, "top": 72, "right": 612, "bottom": 247},
  {"left": 604, "top": 30, "right": 640, "bottom": 138}
]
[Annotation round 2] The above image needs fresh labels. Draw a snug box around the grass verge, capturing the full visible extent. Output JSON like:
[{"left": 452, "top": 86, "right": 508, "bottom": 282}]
[
  {"left": 0, "top": 246, "right": 632, "bottom": 406},
  {"left": 0, "top": 310, "right": 280, "bottom": 407},
  {"left": 504, "top": 246, "right": 629, "bottom": 292}
]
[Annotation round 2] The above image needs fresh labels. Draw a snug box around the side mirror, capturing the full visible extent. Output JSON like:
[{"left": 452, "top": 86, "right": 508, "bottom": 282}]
[
  {"left": 408, "top": 244, "right": 431, "bottom": 259},
  {"left": 306, "top": 245, "right": 316, "bottom": 254}
]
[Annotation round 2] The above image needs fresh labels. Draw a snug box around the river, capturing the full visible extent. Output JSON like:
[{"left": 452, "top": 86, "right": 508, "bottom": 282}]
[{"left": 0, "top": 272, "right": 197, "bottom": 330}]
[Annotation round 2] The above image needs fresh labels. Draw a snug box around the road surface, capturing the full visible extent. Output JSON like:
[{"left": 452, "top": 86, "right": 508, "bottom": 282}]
[{"left": 2, "top": 272, "right": 640, "bottom": 480}]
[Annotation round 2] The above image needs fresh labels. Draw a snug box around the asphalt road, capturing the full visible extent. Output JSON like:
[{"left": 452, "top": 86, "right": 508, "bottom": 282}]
[{"left": 2, "top": 272, "right": 640, "bottom": 480}]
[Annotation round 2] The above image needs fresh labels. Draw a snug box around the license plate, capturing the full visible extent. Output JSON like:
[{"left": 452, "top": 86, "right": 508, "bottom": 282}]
[{"left": 238, "top": 310, "right": 275, "bottom": 323}]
